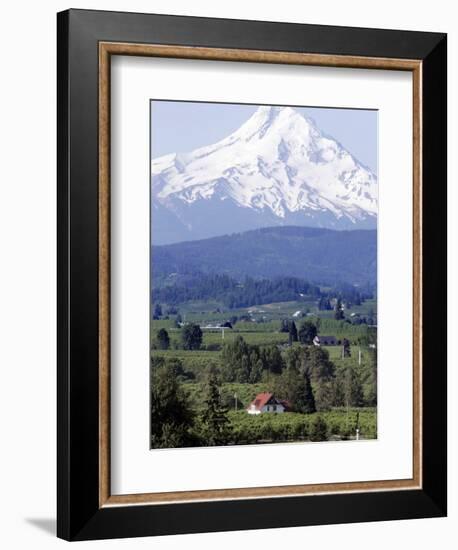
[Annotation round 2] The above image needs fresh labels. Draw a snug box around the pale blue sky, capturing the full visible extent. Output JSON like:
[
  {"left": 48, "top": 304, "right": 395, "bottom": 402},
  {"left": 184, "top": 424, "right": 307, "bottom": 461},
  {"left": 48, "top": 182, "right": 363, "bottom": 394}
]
[{"left": 150, "top": 100, "right": 378, "bottom": 174}]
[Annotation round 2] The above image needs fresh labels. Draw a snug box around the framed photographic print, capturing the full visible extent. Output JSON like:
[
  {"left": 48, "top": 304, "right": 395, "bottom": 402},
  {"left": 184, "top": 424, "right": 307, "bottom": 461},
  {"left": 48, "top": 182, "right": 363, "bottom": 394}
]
[{"left": 57, "top": 9, "right": 447, "bottom": 541}]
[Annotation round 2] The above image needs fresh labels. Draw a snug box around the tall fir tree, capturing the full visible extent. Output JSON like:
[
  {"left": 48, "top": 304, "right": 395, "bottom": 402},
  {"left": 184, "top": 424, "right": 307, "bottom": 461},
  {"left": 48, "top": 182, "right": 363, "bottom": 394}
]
[
  {"left": 201, "top": 367, "right": 231, "bottom": 446},
  {"left": 289, "top": 321, "right": 298, "bottom": 344},
  {"left": 181, "top": 323, "right": 203, "bottom": 350},
  {"left": 343, "top": 337, "right": 351, "bottom": 357},
  {"left": 293, "top": 372, "right": 316, "bottom": 414},
  {"left": 156, "top": 328, "right": 170, "bottom": 350}
]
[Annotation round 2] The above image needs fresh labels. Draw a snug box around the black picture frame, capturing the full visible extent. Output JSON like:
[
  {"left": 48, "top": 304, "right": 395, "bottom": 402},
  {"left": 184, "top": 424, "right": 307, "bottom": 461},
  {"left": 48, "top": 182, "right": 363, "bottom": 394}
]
[{"left": 57, "top": 8, "right": 447, "bottom": 541}]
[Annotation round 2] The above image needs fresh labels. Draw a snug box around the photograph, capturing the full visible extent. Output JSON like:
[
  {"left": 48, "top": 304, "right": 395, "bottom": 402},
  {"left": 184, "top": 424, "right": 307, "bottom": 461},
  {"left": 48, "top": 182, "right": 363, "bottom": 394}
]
[{"left": 150, "top": 100, "right": 378, "bottom": 449}]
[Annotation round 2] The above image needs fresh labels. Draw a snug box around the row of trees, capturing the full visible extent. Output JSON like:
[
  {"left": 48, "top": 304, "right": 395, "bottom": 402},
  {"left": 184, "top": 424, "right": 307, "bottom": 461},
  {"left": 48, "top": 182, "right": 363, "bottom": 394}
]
[
  {"left": 155, "top": 318, "right": 320, "bottom": 352},
  {"left": 280, "top": 319, "right": 316, "bottom": 344},
  {"left": 155, "top": 323, "right": 203, "bottom": 351}
]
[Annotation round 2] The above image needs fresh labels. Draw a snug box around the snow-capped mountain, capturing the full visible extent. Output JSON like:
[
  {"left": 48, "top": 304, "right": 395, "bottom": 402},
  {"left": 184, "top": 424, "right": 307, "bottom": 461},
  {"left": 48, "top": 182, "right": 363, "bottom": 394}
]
[{"left": 151, "top": 106, "right": 377, "bottom": 244}]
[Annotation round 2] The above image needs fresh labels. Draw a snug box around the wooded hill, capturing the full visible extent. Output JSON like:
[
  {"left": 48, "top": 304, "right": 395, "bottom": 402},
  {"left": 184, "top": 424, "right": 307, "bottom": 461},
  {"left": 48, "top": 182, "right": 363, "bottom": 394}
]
[{"left": 152, "top": 225, "right": 377, "bottom": 287}]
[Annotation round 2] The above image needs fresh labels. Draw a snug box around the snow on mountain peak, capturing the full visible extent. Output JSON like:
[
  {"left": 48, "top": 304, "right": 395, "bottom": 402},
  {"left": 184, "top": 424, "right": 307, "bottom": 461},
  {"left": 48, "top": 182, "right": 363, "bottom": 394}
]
[{"left": 151, "top": 106, "right": 377, "bottom": 241}]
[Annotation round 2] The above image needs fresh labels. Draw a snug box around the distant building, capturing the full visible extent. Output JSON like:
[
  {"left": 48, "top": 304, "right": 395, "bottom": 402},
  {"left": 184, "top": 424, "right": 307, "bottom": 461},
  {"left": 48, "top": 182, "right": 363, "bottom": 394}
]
[
  {"left": 247, "top": 392, "right": 290, "bottom": 415},
  {"left": 313, "top": 335, "right": 338, "bottom": 346}
]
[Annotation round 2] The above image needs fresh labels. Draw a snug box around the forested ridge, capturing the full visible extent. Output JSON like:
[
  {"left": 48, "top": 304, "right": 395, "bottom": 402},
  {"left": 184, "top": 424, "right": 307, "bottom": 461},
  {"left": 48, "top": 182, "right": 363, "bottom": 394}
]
[{"left": 153, "top": 225, "right": 377, "bottom": 286}]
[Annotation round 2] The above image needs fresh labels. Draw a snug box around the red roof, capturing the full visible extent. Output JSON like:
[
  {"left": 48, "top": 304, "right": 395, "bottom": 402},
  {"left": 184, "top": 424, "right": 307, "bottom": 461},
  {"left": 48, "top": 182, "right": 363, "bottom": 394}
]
[{"left": 248, "top": 392, "right": 274, "bottom": 411}]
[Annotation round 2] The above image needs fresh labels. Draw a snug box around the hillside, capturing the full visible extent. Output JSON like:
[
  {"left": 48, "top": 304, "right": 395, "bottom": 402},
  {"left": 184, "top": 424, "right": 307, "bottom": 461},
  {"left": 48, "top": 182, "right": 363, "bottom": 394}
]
[{"left": 152, "top": 226, "right": 377, "bottom": 287}]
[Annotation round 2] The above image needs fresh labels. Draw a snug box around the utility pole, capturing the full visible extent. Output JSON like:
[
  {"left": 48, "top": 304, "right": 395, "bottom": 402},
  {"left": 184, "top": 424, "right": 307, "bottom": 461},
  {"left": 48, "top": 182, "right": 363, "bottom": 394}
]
[
  {"left": 234, "top": 392, "right": 238, "bottom": 411},
  {"left": 358, "top": 346, "right": 362, "bottom": 366},
  {"left": 222, "top": 327, "right": 225, "bottom": 340}
]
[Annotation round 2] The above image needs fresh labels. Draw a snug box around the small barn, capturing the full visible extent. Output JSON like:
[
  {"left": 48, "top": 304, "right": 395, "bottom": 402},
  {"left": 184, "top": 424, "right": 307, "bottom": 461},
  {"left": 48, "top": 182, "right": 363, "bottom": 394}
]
[
  {"left": 313, "top": 335, "right": 338, "bottom": 346},
  {"left": 247, "top": 392, "right": 289, "bottom": 415}
]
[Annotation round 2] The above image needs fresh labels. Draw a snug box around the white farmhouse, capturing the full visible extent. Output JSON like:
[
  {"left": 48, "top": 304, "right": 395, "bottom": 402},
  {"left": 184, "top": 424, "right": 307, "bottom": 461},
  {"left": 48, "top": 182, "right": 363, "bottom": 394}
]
[{"left": 246, "top": 392, "right": 289, "bottom": 415}]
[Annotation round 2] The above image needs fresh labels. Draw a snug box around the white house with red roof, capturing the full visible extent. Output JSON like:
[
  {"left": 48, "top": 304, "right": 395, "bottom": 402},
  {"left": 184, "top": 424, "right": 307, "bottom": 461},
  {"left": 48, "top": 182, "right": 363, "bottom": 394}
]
[{"left": 246, "top": 392, "right": 289, "bottom": 415}]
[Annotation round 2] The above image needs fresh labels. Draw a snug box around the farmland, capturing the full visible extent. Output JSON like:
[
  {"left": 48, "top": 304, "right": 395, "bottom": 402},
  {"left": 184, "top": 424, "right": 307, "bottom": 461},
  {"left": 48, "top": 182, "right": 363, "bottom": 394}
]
[{"left": 151, "top": 295, "right": 377, "bottom": 448}]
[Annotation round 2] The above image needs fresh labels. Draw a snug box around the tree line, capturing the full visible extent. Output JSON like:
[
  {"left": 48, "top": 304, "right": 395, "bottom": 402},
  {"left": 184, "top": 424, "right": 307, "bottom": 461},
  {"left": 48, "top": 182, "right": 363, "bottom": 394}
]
[{"left": 153, "top": 273, "right": 321, "bottom": 309}]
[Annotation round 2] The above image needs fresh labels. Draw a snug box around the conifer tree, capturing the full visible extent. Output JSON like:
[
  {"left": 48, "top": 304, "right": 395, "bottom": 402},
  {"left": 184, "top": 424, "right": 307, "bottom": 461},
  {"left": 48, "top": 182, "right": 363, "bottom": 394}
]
[
  {"left": 181, "top": 323, "right": 202, "bottom": 350},
  {"left": 293, "top": 372, "right": 316, "bottom": 414},
  {"left": 343, "top": 337, "right": 351, "bottom": 358},
  {"left": 156, "top": 328, "right": 170, "bottom": 350},
  {"left": 289, "top": 321, "right": 298, "bottom": 343},
  {"left": 201, "top": 367, "right": 231, "bottom": 446}
]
